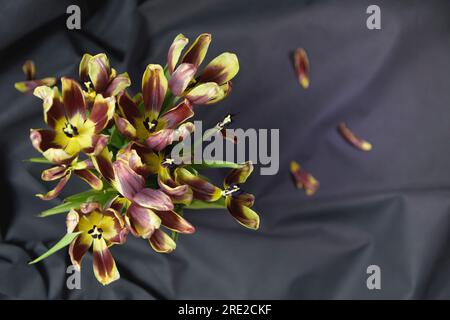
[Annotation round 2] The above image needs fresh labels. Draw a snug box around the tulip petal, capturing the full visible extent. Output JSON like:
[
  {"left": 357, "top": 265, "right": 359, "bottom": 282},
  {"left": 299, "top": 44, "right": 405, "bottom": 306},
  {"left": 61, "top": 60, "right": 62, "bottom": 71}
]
[
  {"left": 69, "top": 233, "right": 92, "bottom": 271},
  {"left": 185, "top": 82, "right": 223, "bottom": 105},
  {"left": 290, "top": 161, "right": 319, "bottom": 196},
  {"left": 232, "top": 192, "right": 255, "bottom": 208},
  {"left": 158, "top": 176, "right": 193, "bottom": 205},
  {"left": 79, "top": 53, "right": 93, "bottom": 83},
  {"left": 75, "top": 169, "right": 103, "bottom": 190},
  {"left": 160, "top": 99, "right": 194, "bottom": 129},
  {"left": 88, "top": 53, "right": 111, "bottom": 93},
  {"left": 15, "top": 78, "right": 57, "bottom": 93},
  {"left": 175, "top": 168, "right": 222, "bottom": 202},
  {"left": 142, "top": 64, "right": 167, "bottom": 114},
  {"left": 224, "top": 161, "right": 254, "bottom": 188},
  {"left": 145, "top": 129, "right": 175, "bottom": 151},
  {"left": 337, "top": 122, "right": 372, "bottom": 151},
  {"left": 114, "top": 115, "right": 137, "bottom": 140},
  {"left": 36, "top": 170, "right": 72, "bottom": 200},
  {"left": 61, "top": 77, "right": 87, "bottom": 120},
  {"left": 66, "top": 209, "right": 79, "bottom": 233},
  {"left": 101, "top": 208, "right": 128, "bottom": 245},
  {"left": 125, "top": 203, "right": 161, "bottom": 239},
  {"left": 33, "top": 86, "right": 65, "bottom": 129},
  {"left": 294, "top": 48, "right": 310, "bottom": 89},
  {"left": 92, "top": 147, "right": 115, "bottom": 184},
  {"left": 117, "top": 91, "right": 142, "bottom": 121},
  {"left": 92, "top": 238, "right": 120, "bottom": 285},
  {"left": 104, "top": 72, "right": 131, "bottom": 97},
  {"left": 113, "top": 160, "right": 145, "bottom": 200},
  {"left": 41, "top": 165, "right": 67, "bottom": 181},
  {"left": 181, "top": 33, "right": 211, "bottom": 68},
  {"left": 168, "top": 63, "right": 197, "bottom": 96},
  {"left": 89, "top": 94, "right": 115, "bottom": 133},
  {"left": 226, "top": 196, "right": 260, "bottom": 230},
  {"left": 133, "top": 188, "right": 174, "bottom": 211},
  {"left": 167, "top": 34, "right": 189, "bottom": 74},
  {"left": 204, "top": 81, "right": 232, "bottom": 105},
  {"left": 22, "top": 60, "right": 36, "bottom": 80},
  {"left": 84, "top": 134, "right": 109, "bottom": 156},
  {"left": 30, "top": 129, "right": 73, "bottom": 163},
  {"left": 156, "top": 210, "right": 195, "bottom": 234},
  {"left": 149, "top": 229, "right": 176, "bottom": 253},
  {"left": 198, "top": 52, "right": 239, "bottom": 85}
]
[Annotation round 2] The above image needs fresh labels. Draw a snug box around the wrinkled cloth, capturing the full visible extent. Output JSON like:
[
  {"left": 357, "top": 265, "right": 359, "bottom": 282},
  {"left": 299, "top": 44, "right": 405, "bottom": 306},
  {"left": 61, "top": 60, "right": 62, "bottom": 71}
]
[{"left": 1, "top": 0, "right": 450, "bottom": 299}]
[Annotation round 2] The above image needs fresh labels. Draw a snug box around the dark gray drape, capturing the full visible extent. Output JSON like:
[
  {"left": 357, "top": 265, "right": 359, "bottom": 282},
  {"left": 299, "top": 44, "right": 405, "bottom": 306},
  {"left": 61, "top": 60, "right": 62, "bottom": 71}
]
[{"left": 1, "top": 0, "right": 450, "bottom": 299}]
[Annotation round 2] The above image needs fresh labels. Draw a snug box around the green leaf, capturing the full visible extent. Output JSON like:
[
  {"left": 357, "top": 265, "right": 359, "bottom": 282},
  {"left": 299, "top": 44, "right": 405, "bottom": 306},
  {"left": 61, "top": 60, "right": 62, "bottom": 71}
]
[
  {"left": 39, "top": 201, "right": 80, "bottom": 217},
  {"left": 185, "top": 198, "right": 226, "bottom": 210},
  {"left": 189, "top": 160, "right": 241, "bottom": 170},
  {"left": 39, "top": 189, "right": 118, "bottom": 217},
  {"left": 23, "top": 157, "right": 52, "bottom": 164},
  {"left": 109, "top": 126, "right": 126, "bottom": 149},
  {"left": 29, "top": 231, "right": 81, "bottom": 264},
  {"left": 64, "top": 188, "right": 116, "bottom": 203}
]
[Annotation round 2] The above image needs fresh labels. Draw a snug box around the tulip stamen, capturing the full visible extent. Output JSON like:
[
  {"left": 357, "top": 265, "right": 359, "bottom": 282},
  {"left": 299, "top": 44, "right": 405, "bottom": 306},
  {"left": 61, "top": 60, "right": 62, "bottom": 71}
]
[
  {"left": 215, "top": 114, "right": 233, "bottom": 131},
  {"left": 162, "top": 158, "right": 175, "bottom": 166},
  {"left": 63, "top": 122, "right": 79, "bottom": 138},
  {"left": 222, "top": 184, "right": 240, "bottom": 197},
  {"left": 143, "top": 117, "right": 158, "bottom": 133},
  {"left": 87, "top": 225, "right": 103, "bottom": 240}
]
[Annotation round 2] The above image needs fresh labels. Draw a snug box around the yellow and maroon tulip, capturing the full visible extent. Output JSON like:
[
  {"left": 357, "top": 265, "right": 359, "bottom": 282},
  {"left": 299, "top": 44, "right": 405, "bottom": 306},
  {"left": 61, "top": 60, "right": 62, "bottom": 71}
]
[
  {"left": 37, "top": 159, "right": 102, "bottom": 200},
  {"left": 30, "top": 78, "right": 115, "bottom": 164},
  {"left": 115, "top": 71, "right": 194, "bottom": 151},
  {"left": 92, "top": 144, "right": 195, "bottom": 244},
  {"left": 79, "top": 53, "right": 130, "bottom": 98},
  {"left": 166, "top": 33, "right": 238, "bottom": 105},
  {"left": 15, "top": 60, "right": 56, "bottom": 93},
  {"left": 67, "top": 204, "right": 128, "bottom": 285},
  {"left": 222, "top": 162, "right": 260, "bottom": 230}
]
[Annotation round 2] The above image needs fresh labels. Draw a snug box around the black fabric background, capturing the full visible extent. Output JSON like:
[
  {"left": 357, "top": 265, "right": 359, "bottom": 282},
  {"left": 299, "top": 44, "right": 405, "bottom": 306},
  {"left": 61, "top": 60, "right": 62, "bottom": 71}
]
[{"left": 1, "top": 0, "right": 450, "bottom": 299}]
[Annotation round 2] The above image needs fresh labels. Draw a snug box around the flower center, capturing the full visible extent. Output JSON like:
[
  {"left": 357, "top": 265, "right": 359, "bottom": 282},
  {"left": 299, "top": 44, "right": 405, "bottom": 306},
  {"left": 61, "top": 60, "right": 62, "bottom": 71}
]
[
  {"left": 222, "top": 184, "right": 241, "bottom": 197},
  {"left": 63, "top": 122, "right": 79, "bottom": 138},
  {"left": 87, "top": 225, "right": 103, "bottom": 240},
  {"left": 143, "top": 117, "right": 158, "bottom": 133}
]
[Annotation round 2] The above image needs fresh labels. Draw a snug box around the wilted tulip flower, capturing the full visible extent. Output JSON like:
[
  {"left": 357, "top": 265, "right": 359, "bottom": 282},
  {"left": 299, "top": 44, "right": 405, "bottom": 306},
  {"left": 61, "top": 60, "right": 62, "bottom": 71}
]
[
  {"left": 15, "top": 60, "right": 56, "bottom": 93},
  {"left": 92, "top": 144, "right": 195, "bottom": 252},
  {"left": 30, "top": 78, "right": 114, "bottom": 164},
  {"left": 167, "top": 33, "right": 238, "bottom": 105},
  {"left": 37, "top": 159, "right": 102, "bottom": 200},
  {"left": 79, "top": 53, "right": 131, "bottom": 99},
  {"left": 222, "top": 162, "right": 260, "bottom": 230},
  {"left": 114, "top": 75, "right": 195, "bottom": 151},
  {"left": 67, "top": 203, "right": 128, "bottom": 285}
]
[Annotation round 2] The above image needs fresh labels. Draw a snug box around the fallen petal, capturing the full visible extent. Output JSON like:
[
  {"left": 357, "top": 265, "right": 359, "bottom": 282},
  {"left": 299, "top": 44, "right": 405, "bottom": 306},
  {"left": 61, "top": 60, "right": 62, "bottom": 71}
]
[
  {"left": 337, "top": 122, "right": 372, "bottom": 151},
  {"left": 290, "top": 161, "right": 319, "bottom": 196},
  {"left": 294, "top": 48, "right": 310, "bottom": 89}
]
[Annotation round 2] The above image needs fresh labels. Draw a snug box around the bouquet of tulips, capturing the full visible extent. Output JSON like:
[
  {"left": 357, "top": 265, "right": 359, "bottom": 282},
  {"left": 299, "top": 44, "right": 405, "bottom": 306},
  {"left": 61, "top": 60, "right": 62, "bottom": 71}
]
[{"left": 16, "top": 33, "right": 260, "bottom": 285}]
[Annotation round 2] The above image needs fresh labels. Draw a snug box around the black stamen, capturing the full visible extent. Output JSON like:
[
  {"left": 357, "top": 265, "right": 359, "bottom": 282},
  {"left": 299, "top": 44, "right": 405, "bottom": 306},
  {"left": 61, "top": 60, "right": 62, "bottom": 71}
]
[{"left": 143, "top": 117, "right": 158, "bottom": 133}]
